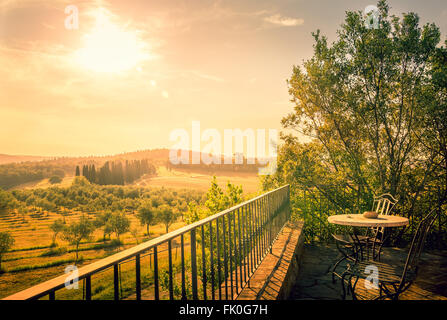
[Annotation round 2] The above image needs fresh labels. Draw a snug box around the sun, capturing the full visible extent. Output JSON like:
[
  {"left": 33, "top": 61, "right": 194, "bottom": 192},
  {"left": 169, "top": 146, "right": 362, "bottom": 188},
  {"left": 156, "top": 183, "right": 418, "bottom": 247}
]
[{"left": 74, "top": 10, "right": 150, "bottom": 73}]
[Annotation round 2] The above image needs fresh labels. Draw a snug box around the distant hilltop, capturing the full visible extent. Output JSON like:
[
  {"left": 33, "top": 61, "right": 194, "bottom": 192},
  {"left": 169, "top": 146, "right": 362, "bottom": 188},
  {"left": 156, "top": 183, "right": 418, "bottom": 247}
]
[
  {"left": 0, "top": 149, "right": 171, "bottom": 166},
  {"left": 0, "top": 154, "right": 51, "bottom": 165}
]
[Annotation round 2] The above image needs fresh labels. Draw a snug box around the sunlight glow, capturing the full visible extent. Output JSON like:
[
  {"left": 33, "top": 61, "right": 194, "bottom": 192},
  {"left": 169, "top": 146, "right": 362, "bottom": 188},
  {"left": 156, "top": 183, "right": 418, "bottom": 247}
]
[{"left": 74, "top": 9, "right": 150, "bottom": 73}]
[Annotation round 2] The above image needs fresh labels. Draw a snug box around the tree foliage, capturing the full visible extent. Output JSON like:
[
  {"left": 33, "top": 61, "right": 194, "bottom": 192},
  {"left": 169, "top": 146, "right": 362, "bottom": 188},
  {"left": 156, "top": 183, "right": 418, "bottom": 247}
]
[
  {"left": 184, "top": 177, "right": 243, "bottom": 224},
  {"left": 48, "top": 176, "right": 63, "bottom": 184},
  {"left": 80, "top": 160, "right": 156, "bottom": 185},
  {"left": 61, "top": 215, "right": 95, "bottom": 262},
  {"left": 156, "top": 204, "right": 178, "bottom": 233},
  {"left": 106, "top": 211, "right": 130, "bottom": 241},
  {"left": 0, "top": 188, "right": 16, "bottom": 213},
  {"left": 49, "top": 219, "right": 65, "bottom": 245},
  {"left": 0, "top": 232, "right": 14, "bottom": 270},
  {"left": 137, "top": 201, "right": 156, "bottom": 235}
]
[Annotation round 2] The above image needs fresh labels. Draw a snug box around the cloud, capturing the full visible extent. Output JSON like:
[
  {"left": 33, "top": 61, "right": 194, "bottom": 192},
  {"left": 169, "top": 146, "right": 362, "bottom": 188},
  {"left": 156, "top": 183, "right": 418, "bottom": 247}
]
[{"left": 264, "top": 14, "right": 304, "bottom": 27}]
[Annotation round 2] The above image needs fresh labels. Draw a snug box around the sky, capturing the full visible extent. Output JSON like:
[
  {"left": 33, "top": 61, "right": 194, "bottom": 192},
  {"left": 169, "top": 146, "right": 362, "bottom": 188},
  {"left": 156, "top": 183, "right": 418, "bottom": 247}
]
[{"left": 0, "top": 0, "right": 446, "bottom": 157}]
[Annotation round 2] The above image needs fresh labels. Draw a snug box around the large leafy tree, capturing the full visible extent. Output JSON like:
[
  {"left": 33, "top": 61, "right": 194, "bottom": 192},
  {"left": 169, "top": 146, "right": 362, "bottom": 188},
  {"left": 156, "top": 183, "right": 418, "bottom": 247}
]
[{"left": 417, "top": 43, "right": 447, "bottom": 204}]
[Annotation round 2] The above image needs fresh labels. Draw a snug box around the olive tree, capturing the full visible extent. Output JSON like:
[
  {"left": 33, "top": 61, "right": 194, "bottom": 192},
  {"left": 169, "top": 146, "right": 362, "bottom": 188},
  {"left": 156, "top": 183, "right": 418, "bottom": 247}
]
[
  {"left": 62, "top": 215, "right": 95, "bottom": 262},
  {"left": 157, "top": 204, "right": 178, "bottom": 233},
  {"left": 106, "top": 211, "right": 130, "bottom": 242},
  {"left": 94, "top": 211, "right": 113, "bottom": 241},
  {"left": 137, "top": 201, "right": 156, "bottom": 235},
  {"left": 49, "top": 219, "right": 65, "bottom": 246},
  {"left": 0, "top": 232, "right": 15, "bottom": 270}
]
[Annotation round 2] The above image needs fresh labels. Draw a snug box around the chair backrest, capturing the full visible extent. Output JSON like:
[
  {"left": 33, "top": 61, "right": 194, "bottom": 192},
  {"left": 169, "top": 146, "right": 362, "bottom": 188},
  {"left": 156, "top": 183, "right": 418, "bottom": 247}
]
[
  {"left": 370, "top": 194, "right": 398, "bottom": 235},
  {"left": 400, "top": 209, "right": 438, "bottom": 287},
  {"left": 372, "top": 193, "right": 398, "bottom": 216}
]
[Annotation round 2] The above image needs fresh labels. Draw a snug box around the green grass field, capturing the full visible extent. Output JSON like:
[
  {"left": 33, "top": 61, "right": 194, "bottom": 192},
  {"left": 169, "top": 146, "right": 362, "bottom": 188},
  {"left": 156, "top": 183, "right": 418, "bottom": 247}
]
[
  {"left": 0, "top": 169, "right": 261, "bottom": 299},
  {"left": 0, "top": 206, "right": 188, "bottom": 299},
  {"left": 12, "top": 166, "right": 261, "bottom": 194}
]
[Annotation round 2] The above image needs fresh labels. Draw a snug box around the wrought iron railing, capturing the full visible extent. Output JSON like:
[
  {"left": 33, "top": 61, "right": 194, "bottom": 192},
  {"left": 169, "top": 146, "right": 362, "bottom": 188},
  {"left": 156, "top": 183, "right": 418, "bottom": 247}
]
[{"left": 3, "top": 185, "right": 290, "bottom": 300}]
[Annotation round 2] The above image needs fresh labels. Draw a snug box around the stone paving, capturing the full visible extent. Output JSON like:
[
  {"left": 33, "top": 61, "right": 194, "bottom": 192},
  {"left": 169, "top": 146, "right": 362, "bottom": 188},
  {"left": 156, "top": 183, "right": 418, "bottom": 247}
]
[{"left": 289, "top": 244, "right": 447, "bottom": 300}]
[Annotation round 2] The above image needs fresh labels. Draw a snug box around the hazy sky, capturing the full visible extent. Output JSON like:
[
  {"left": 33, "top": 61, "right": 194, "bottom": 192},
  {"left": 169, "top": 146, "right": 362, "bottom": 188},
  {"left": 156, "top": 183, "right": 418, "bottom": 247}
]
[{"left": 1, "top": 0, "right": 446, "bottom": 157}]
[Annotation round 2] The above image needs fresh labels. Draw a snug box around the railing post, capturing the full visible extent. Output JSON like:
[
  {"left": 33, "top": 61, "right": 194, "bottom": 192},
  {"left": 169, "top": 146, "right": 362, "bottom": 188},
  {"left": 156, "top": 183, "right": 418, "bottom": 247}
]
[
  {"left": 216, "top": 218, "right": 222, "bottom": 300},
  {"left": 233, "top": 210, "right": 239, "bottom": 294},
  {"left": 244, "top": 207, "right": 248, "bottom": 284},
  {"left": 181, "top": 234, "right": 186, "bottom": 300},
  {"left": 135, "top": 254, "right": 141, "bottom": 300},
  {"left": 85, "top": 275, "right": 91, "bottom": 301},
  {"left": 257, "top": 199, "right": 261, "bottom": 264},
  {"left": 168, "top": 240, "right": 174, "bottom": 300},
  {"left": 222, "top": 216, "right": 228, "bottom": 299},
  {"left": 228, "top": 214, "right": 234, "bottom": 298},
  {"left": 209, "top": 221, "right": 215, "bottom": 300},
  {"left": 154, "top": 246, "right": 159, "bottom": 300},
  {"left": 269, "top": 194, "right": 273, "bottom": 254},
  {"left": 201, "top": 225, "right": 207, "bottom": 300},
  {"left": 256, "top": 199, "right": 261, "bottom": 263},
  {"left": 263, "top": 196, "right": 267, "bottom": 254},
  {"left": 248, "top": 201, "right": 254, "bottom": 277},
  {"left": 190, "top": 229, "right": 198, "bottom": 300},
  {"left": 237, "top": 208, "right": 243, "bottom": 288},
  {"left": 114, "top": 264, "right": 119, "bottom": 301}
]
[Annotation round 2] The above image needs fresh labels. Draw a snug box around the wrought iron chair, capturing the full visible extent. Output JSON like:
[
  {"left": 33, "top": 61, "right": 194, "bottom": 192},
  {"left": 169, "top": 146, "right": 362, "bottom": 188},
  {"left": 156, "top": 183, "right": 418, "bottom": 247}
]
[
  {"left": 341, "top": 209, "right": 438, "bottom": 300},
  {"left": 331, "top": 193, "right": 398, "bottom": 282},
  {"left": 362, "top": 193, "right": 399, "bottom": 261}
]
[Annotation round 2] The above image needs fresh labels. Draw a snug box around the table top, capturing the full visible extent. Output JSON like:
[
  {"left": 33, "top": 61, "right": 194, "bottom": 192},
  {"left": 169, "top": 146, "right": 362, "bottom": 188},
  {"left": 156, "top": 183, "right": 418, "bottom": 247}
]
[{"left": 327, "top": 214, "right": 409, "bottom": 227}]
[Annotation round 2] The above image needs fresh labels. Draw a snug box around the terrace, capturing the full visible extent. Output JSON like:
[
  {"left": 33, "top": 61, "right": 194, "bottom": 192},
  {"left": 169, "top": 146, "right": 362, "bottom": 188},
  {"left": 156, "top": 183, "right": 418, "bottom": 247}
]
[{"left": 289, "top": 244, "right": 447, "bottom": 300}]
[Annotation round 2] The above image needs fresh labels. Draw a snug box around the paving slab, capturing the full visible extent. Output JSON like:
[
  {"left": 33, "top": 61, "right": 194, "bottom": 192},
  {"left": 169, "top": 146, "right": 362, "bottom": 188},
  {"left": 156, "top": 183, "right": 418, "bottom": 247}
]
[{"left": 289, "top": 244, "right": 447, "bottom": 300}]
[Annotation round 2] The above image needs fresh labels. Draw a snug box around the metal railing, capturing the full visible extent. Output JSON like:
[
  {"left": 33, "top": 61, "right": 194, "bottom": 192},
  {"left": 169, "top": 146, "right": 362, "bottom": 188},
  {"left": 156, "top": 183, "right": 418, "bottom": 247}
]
[{"left": 3, "top": 185, "right": 290, "bottom": 300}]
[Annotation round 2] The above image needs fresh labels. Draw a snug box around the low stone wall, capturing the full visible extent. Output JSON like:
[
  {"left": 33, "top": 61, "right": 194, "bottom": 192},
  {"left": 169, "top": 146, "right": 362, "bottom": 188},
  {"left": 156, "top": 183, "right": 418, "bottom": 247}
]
[{"left": 236, "top": 220, "right": 305, "bottom": 300}]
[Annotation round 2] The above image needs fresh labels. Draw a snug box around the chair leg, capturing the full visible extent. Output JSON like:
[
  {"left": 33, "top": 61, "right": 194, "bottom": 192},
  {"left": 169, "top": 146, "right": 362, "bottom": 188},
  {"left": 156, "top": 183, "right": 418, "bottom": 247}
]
[
  {"left": 340, "top": 272, "right": 349, "bottom": 300},
  {"left": 346, "top": 274, "right": 359, "bottom": 300},
  {"left": 331, "top": 255, "right": 347, "bottom": 283}
]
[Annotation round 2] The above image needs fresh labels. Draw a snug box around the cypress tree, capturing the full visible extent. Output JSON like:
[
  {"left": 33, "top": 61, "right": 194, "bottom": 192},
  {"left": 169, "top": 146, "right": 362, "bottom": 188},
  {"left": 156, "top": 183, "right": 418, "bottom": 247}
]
[
  {"left": 82, "top": 165, "right": 87, "bottom": 179},
  {"left": 90, "top": 165, "right": 96, "bottom": 183}
]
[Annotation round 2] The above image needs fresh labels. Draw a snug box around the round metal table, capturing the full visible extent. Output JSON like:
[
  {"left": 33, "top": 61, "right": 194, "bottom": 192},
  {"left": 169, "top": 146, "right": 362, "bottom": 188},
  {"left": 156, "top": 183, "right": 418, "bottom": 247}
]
[
  {"left": 328, "top": 214, "right": 409, "bottom": 228},
  {"left": 328, "top": 214, "right": 409, "bottom": 277}
]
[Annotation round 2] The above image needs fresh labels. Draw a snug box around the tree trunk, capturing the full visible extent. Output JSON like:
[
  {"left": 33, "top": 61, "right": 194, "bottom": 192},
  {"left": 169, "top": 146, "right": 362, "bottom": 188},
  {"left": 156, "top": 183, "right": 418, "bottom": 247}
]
[{"left": 75, "top": 243, "right": 79, "bottom": 263}]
